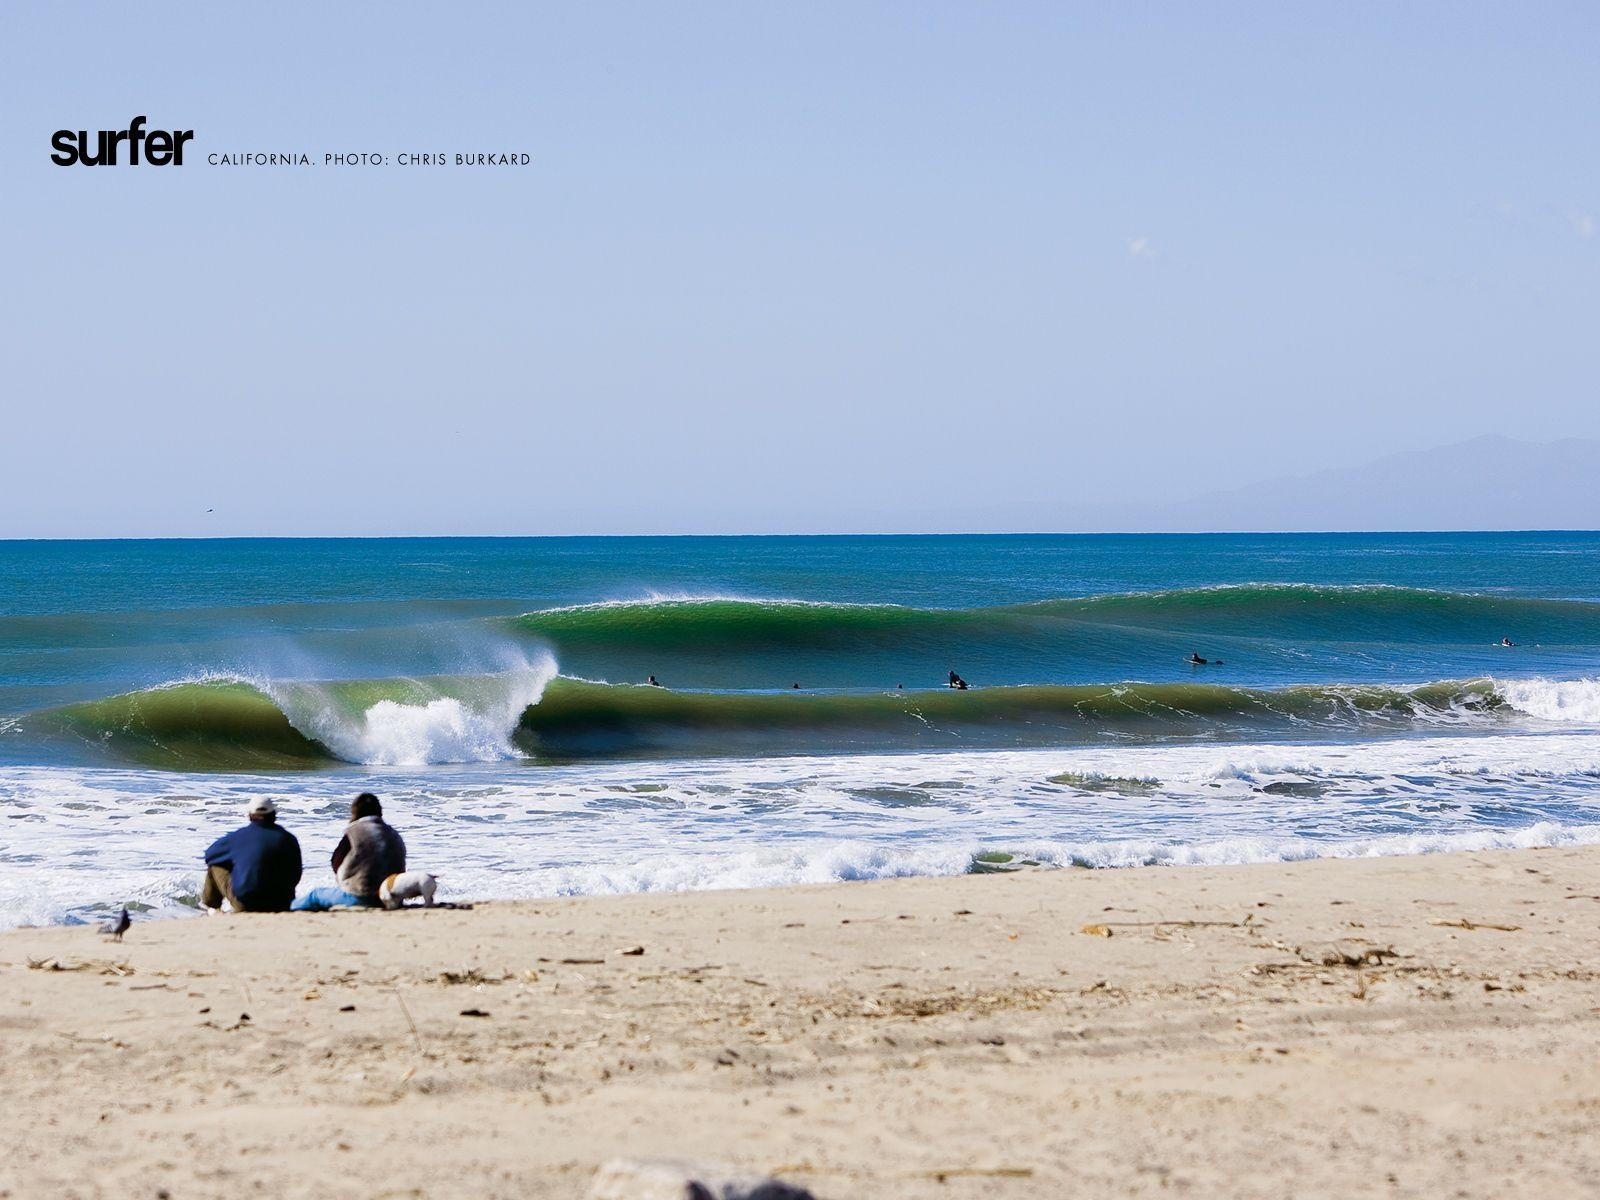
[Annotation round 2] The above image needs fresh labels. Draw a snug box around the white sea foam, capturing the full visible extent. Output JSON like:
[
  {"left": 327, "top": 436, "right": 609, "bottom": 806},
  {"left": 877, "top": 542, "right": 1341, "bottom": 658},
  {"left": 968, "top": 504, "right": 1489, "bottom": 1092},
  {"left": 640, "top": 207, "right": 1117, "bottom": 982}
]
[
  {"left": 518, "top": 820, "right": 1600, "bottom": 898},
  {"left": 5, "top": 731, "right": 1600, "bottom": 929},
  {"left": 519, "top": 592, "right": 904, "bottom": 617},
  {"left": 1497, "top": 677, "right": 1600, "bottom": 725},
  {"left": 1025, "top": 821, "right": 1600, "bottom": 869}
]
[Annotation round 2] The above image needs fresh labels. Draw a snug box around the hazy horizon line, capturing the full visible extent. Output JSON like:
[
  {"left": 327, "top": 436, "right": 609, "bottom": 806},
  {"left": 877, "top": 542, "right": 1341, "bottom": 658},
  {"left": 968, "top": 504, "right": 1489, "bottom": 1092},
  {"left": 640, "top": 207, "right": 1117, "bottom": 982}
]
[{"left": 3, "top": 527, "right": 1599, "bottom": 544}]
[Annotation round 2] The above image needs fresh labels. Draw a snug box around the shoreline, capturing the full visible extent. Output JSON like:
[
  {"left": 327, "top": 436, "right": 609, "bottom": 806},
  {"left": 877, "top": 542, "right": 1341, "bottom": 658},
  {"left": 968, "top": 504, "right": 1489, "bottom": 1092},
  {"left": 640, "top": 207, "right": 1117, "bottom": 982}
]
[
  {"left": 10, "top": 726, "right": 1600, "bottom": 932},
  {"left": 5, "top": 844, "right": 1600, "bottom": 1197}
]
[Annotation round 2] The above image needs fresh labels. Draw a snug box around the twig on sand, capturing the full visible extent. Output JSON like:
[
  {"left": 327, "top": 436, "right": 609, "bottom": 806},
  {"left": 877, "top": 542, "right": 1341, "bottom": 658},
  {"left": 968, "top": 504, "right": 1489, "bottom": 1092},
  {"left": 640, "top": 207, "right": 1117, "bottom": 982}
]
[
  {"left": 393, "top": 987, "right": 424, "bottom": 1054},
  {"left": 916, "top": 1167, "right": 1035, "bottom": 1180},
  {"left": 1428, "top": 918, "right": 1521, "bottom": 932}
]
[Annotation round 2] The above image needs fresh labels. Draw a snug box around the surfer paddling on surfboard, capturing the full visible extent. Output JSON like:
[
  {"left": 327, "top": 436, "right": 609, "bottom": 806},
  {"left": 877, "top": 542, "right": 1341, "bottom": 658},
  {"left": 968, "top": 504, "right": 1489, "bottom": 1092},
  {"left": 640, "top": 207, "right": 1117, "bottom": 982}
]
[
  {"left": 947, "top": 670, "right": 969, "bottom": 690},
  {"left": 1187, "top": 652, "right": 1223, "bottom": 666}
]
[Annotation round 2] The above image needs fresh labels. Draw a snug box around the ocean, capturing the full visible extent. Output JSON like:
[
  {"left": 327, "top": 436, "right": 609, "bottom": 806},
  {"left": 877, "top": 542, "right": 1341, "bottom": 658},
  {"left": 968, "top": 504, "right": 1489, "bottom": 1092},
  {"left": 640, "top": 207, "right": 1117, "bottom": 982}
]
[{"left": 3, "top": 532, "right": 1600, "bottom": 929}]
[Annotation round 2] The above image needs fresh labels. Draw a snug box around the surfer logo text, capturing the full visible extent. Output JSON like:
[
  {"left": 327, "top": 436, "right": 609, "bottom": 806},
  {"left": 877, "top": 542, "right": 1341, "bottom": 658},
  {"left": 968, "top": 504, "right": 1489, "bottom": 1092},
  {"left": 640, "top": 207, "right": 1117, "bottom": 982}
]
[{"left": 51, "top": 116, "right": 193, "bottom": 166}]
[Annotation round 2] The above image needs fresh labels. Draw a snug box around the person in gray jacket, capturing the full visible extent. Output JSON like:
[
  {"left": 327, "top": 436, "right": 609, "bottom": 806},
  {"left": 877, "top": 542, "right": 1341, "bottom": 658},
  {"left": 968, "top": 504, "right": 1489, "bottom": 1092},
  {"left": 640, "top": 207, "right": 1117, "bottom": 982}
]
[{"left": 292, "top": 793, "right": 407, "bottom": 911}]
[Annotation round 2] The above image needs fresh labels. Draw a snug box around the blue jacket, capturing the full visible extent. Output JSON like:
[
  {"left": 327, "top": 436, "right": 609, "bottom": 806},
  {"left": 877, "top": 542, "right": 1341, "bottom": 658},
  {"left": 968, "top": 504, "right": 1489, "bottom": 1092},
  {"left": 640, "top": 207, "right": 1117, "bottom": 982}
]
[{"left": 204, "top": 820, "right": 302, "bottom": 912}]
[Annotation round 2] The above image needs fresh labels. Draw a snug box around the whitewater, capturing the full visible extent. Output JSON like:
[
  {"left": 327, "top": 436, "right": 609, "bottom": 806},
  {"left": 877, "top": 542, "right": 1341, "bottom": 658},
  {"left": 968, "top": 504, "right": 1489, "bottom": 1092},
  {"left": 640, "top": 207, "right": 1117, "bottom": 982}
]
[{"left": 6, "top": 727, "right": 1600, "bottom": 930}]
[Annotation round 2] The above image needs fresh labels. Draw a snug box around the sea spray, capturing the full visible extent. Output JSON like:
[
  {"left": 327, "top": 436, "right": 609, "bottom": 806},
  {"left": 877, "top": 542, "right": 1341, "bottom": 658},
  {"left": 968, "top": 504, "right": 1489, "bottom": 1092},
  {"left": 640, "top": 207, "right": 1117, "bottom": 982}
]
[{"left": 268, "top": 650, "right": 556, "bottom": 766}]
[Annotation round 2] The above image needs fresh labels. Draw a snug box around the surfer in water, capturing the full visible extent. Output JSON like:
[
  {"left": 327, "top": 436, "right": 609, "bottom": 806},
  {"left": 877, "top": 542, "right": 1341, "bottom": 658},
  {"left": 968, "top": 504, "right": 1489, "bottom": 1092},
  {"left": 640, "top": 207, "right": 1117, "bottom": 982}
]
[
  {"left": 1188, "top": 652, "right": 1223, "bottom": 666},
  {"left": 1500, "top": 637, "right": 1516, "bottom": 647},
  {"left": 948, "top": 670, "right": 969, "bottom": 690},
  {"left": 646, "top": 674, "right": 662, "bottom": 687}
]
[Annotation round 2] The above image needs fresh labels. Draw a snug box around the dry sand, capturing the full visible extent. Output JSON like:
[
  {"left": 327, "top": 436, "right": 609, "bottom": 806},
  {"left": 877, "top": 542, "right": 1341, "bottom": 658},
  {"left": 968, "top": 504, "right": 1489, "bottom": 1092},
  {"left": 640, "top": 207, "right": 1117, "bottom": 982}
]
[{"left": 4, "top": 845, "right": 1600, "bottom": 1199}]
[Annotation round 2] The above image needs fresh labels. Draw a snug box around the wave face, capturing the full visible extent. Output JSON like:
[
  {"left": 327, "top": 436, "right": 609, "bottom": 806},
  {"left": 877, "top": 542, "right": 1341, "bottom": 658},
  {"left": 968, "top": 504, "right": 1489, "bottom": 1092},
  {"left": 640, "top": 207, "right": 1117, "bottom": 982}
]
[
  {"left": 49, "top": 681, "right": 330, "bottom": 770},
  {"left": 30, "top": 671, "right": 1600, "bottom": 770},
  {"left": 518, "top": 585, "right": 1600, "bottom": 647},
  {"left": 507, "top": 587, "right": 1600, "bottom": 691},
  {"left": 514, "top": 675, "right": 1513, "bottom": 760}
]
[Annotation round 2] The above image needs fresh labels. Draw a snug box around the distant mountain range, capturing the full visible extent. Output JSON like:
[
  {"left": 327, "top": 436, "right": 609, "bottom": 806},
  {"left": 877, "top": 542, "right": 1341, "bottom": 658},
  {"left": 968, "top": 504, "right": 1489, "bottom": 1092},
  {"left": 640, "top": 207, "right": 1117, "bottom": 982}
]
[{"left": 1086, "top": 436, "right": 1600, "bottom": 533}]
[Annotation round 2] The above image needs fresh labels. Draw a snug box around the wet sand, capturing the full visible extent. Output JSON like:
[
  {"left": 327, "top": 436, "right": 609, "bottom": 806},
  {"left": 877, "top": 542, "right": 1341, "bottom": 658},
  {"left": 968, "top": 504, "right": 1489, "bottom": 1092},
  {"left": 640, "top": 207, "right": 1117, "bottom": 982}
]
[{"left": 4, "top": 845, "right": 1599, "bottom": 1198}]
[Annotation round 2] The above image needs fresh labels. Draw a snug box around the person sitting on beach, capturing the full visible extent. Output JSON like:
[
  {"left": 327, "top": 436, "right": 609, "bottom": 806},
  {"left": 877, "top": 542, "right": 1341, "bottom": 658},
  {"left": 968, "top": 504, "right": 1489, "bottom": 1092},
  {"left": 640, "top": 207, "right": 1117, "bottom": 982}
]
[
  {"left": 947, "top": 670, "right": 969, "bottom": 690},
  {"left": 292, "top": 792, "right": 406, "bottom": 911},
  {"left": 201, "top": 797, "right": 302, "bottom": 914}
]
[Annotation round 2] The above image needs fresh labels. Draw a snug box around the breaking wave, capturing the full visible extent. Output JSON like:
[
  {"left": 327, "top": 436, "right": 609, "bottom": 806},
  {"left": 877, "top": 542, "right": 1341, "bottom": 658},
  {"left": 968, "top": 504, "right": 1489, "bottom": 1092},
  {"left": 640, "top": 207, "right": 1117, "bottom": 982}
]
[
  {"left": 29, "top": 669, "right": 1600, "bottom": 770},
  {"left": 43, "top": 652, "right": 556, "bottom": 770},
  {"left": 1495, "top": 677, "right": 1600, "bottom": 725},
  {"left": 508, "top": 585, "right": 1600, "bottom": 651}
]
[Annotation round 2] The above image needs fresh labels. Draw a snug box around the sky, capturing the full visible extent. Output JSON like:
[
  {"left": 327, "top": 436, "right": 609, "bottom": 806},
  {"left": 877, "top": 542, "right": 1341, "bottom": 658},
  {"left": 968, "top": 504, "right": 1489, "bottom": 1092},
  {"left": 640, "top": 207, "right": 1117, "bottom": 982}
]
[{"left": 1, "top": 2, "right": 1596, "bottom": 536}]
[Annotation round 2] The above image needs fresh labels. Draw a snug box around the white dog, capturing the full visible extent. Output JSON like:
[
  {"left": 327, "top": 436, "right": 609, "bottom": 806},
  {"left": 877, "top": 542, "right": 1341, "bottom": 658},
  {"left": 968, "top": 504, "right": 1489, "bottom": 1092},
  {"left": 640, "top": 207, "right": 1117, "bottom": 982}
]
[{"left": 379, "top": 871, "right": 439, "bottom": 909}]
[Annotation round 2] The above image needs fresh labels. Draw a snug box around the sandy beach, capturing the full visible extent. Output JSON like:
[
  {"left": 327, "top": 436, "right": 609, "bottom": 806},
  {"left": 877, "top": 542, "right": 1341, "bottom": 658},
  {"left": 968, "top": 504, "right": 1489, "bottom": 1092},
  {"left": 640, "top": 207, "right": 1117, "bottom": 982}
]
[{"left": 4, "top": 845, "right": 1599, "bottom": 1199}]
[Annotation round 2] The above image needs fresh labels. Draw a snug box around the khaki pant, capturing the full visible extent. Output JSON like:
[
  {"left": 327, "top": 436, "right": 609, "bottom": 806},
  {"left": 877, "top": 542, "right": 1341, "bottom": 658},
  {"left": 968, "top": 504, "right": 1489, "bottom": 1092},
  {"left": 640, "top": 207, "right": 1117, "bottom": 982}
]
[{"left": 200, "top": 865, "right": 242, "bottom": 912}]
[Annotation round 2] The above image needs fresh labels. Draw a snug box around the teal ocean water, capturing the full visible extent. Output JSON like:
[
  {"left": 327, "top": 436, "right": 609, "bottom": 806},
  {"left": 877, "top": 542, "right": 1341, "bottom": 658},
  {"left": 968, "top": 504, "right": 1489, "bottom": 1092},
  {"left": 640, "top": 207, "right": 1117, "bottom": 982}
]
[{"left": 4, "top": 533, "right": 1600, "bottom": 927}]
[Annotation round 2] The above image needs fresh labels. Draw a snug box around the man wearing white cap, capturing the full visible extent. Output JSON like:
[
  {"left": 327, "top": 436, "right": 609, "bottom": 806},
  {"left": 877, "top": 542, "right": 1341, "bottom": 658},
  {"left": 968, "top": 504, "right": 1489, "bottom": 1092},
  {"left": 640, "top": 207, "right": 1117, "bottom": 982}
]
[{"left": 200, "top": 797, "right": 303, "bottom": 913}]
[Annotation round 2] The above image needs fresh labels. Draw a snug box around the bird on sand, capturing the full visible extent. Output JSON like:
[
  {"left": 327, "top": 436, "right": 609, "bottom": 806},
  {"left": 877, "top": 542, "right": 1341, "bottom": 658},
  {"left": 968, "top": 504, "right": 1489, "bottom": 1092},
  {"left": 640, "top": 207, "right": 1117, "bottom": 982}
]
[{"left": 100, "top": 906, "right": 131, "bottom": 942}]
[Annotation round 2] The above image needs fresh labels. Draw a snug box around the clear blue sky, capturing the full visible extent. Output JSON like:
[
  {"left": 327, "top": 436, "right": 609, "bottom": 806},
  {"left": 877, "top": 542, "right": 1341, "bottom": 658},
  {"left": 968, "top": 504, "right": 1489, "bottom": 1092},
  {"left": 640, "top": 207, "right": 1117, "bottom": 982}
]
[{"left": 2, "top": 2, "right": 1596, "bottom": 536}]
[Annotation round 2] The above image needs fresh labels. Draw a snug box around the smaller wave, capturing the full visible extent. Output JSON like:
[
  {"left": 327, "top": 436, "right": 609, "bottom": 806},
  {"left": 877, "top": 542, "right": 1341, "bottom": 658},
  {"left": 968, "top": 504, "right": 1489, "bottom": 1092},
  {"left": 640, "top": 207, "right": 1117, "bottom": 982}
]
[
  {"left": 1021, "top": 820, "right": 1600, "bottom": 870},
  {"left": 510, "top": 595, "right": 935, "bottom": 653}
]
